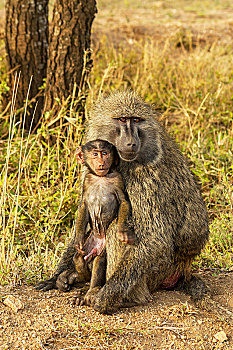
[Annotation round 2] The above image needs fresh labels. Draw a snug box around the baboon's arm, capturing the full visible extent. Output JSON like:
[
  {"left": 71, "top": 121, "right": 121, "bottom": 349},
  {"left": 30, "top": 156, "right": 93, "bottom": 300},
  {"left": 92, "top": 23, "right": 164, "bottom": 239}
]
[
  {"left": 117, "top": 197, "right": 131, "bottom": 232},
  {"left": 115, "top": 176, "right": 135, "bottom": 245},
  {"left": 74, "top": 200, "right": 89, "bottom": 247},
  {"left": 115, "top": 174, "right": 131, "bottom": 232}
]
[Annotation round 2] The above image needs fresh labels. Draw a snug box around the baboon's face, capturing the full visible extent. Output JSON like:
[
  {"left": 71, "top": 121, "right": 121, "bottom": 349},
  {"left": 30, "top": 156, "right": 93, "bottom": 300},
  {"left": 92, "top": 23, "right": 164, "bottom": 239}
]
[
  {"left": 112, "top": 116, "right": 142, "bottom": 161},
  {"left": 88, "top": 92, "right": 160, "bottom": 164},
  {"left": 85, "top": 147, "right": 114, "bottom": 177}
]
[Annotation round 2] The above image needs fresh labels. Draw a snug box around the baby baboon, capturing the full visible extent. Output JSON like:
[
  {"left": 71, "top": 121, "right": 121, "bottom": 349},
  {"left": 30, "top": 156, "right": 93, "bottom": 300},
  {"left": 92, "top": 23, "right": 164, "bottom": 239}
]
[
  {"left": 71, "top": 139, "right": 135, "bottom": 303},
  {"left": 74, "top": 139, "right": 135, "bottom": 256},
  {"left": 35, "top": 91, "right": 211, "bottom": 314}
]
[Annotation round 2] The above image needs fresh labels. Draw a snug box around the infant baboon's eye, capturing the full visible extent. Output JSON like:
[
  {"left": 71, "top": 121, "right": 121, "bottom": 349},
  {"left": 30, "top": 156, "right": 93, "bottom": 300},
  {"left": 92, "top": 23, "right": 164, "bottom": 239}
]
[
  {"left": 133, "top": 118, "right": 140, "bottom": 123},
  {"left": 119, "top": 117, "right": 127, "bottom": 123}
]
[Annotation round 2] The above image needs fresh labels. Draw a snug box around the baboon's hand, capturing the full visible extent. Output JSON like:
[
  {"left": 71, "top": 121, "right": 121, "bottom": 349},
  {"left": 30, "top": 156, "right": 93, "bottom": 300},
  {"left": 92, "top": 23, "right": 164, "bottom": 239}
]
[
  {"left": 56, "top": 270, "right": 79, "bottom": 292},
  {"left": 34, "top": 276, "right": 57, "bottom": 291},
  {"left": 92, "top": 285, "right": 118, "bottom": 315},
  {"left": 84, "top": 286, "right": 102, "bottom": 306},
  {"left": 118, "top": 230, "right": 135, "bottom": 245}
]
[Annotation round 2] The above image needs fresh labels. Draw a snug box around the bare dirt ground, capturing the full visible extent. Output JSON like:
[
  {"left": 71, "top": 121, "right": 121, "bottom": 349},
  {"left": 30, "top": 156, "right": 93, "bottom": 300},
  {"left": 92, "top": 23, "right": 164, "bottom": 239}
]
[
  {"left": 0, "top": 271, "right": 233, "bottom": 349},
  {"left": 1, "top": 4, "right": 233, "bottom": 350}
]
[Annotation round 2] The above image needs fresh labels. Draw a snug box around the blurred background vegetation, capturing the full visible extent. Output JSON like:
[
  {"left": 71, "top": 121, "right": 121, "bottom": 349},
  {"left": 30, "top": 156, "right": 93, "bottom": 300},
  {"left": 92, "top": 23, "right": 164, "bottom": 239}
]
[{"left": 0, "top": 0, "right": 232, "bottom": 285}]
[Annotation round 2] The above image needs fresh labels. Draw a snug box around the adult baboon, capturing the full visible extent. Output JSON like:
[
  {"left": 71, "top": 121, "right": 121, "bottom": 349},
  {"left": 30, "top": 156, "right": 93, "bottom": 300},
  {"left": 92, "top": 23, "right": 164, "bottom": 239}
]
[{"left": 36, "top": 91, "right": 209, "bottom": 314}]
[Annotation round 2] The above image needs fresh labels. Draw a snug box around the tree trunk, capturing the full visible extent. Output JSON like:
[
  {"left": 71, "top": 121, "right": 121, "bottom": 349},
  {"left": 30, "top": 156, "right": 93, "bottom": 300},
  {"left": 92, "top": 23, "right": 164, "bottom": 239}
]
[
  {"left": 44, "top": 0, "right": 97, "bottom": 121},
  {"left": 5, "top": 0, "right": 49, "bottom": 131}
]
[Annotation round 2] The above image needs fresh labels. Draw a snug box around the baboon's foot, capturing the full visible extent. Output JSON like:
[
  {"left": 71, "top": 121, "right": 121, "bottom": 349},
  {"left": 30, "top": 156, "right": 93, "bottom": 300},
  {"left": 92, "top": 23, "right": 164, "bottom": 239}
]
[
  {"left": 175, "top": 275, "right": 233, "bottom": 323},
  {"left": 56, "top": 270, "right": 80, "bottom": 292},
  {"left": 34, "top": 276, "right": 57, "bottom": 292},
  {"left": 175, "top": 275, "right": 208, "bottom": 301}
]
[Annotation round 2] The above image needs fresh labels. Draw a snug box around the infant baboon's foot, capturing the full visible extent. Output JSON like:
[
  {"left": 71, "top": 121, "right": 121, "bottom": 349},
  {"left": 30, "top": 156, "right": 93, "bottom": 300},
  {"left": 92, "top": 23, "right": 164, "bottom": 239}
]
[
  {"left": 70, "top": 285, "right": 90, "bottom": 306},
  {"left": 70, "top": 286, "right": 102, "bottom": 307},
  {"left": 56, "top": 270, "right": 80, "bottom": 292},
  {"left": 70, "top": 290, "right": 85, "bottom": 306}
]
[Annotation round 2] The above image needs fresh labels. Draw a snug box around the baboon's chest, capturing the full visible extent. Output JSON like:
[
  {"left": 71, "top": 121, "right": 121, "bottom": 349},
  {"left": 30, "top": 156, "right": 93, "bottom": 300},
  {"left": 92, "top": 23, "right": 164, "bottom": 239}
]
[{"left": 85, "top": 178, "right": 119, "bottom": 234}]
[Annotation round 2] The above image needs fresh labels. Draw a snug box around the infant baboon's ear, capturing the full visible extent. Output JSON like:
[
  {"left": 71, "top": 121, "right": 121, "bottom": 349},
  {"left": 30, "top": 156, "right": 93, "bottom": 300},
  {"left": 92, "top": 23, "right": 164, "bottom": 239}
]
[
  {"left": 75, "top": 146, "right": 84, "bottom": 164},
  {"left": 114, "top": 152, "right": 120, "bottom": 166}
]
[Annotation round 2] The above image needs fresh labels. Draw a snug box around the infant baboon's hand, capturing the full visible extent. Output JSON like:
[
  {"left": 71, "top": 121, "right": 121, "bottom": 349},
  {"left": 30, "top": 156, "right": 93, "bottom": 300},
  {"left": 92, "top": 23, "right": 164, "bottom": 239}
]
[{"left": 74, "top": 242, "right": 86, "bottom": 256}]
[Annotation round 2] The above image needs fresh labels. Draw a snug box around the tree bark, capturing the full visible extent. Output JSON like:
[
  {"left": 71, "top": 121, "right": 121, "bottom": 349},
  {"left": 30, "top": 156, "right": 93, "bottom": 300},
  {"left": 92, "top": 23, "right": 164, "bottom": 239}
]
[
  {"left": 44, "top": 0, "right": 97, "bottom": 121},
  {"left": 4, "top": 0, "right": 49, "bottom": 130}
]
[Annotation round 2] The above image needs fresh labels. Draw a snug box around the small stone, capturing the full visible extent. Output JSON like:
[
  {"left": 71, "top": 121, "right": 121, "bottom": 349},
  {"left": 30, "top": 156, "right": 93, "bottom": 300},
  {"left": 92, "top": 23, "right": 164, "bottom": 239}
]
[
  {"left": 214, "top": 331, "right": 227, "bottom": 342},
  {"left": 3, "top": 295, "right": 24, "bottom": 312}
]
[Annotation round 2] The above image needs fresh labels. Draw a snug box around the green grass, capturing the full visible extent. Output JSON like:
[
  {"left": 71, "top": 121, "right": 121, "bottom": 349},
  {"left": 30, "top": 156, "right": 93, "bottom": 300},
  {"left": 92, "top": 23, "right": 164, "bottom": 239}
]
[
  {"left": 0, "top": 90, "right": 85, "bottom": 284},
  {"left": 0, "top": 1, "right": 233, "bottom": 284},
  {"left": 194, "top": 213, "right": 233, "bottom": 269}
]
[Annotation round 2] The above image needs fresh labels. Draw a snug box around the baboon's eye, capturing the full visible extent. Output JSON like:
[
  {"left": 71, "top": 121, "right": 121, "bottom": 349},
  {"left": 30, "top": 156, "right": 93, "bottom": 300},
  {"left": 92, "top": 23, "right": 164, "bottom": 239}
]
[
  {"left": 119, "top": 117, "right": 127, "bottom": 123},
  {"left": 133, "top": 117, "right": 140, "bottom": 123}
]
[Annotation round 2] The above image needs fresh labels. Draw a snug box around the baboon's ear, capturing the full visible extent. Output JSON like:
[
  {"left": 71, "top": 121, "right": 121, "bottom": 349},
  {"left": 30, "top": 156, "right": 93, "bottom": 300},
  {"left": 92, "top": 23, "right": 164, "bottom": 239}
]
[{"left": 75, "top": 146, "right": 84, "bottom": 164}]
